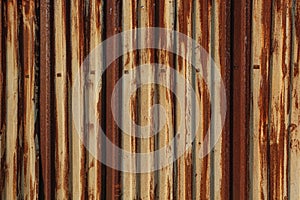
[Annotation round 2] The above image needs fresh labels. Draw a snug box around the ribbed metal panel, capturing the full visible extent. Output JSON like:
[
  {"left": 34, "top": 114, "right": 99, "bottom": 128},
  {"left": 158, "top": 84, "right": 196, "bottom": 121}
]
[{"left": 0, "top": 0, "right": 299, "bottom": 199}]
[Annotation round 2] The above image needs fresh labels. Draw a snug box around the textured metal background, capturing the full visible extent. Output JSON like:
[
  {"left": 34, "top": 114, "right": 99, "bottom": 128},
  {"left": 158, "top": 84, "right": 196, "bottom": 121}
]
[{"left": 0, "top": 0, "right": 299, "bottom": 199}]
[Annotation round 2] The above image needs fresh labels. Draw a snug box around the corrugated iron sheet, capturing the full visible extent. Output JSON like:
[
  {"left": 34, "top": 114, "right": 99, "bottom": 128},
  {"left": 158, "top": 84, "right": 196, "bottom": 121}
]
[{"left": 0, "top": 0, "right": 299, "bottom": 199}]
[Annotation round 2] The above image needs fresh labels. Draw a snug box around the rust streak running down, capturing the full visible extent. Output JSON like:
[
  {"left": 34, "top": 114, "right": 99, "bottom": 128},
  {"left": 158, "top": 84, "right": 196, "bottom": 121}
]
[
  {"left": 105, "top": 0, "right": 122, "bottom": 199},
  {"left": 231, "top": 0, "right": 251, "bottom": 199}
]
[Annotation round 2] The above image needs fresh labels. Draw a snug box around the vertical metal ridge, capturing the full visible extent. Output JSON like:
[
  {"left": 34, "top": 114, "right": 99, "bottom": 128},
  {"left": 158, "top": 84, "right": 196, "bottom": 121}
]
[
  {"left": 289, "top": 0, "right": 300, "bottom": 199},
  {"left": 136, "top": 0, "right": 156, "bottom": 199},
  {"left": 121, "top": 0, "right": 138, "bottom": 199},
  {"left": 193, "top": 0, "right": 212, "bottom": 199},
  {"left": 268, "top": 0, "right": 293, "bottom": 199},
  {"left": 70, "top": 0, "right": 87, "bottom": 198},
  {"left": 209, "top": 1, "right": 216, "bottom": 198},
  {"left": 250, "top": 0, "right": 273, "bottom": 199},
  {"left": 87, "top": 0, "right": 105, "bottom": 199},
  {"left": 5, "top": 1, "right": 21, "bottom": 199},
  {"left": 53, "top": 0, "right": 70, "bottom": 198},
  {"left": 156, "top": 0, "right": 175, "bottom": 199},
  {"left": 231, "top": 0, "right": 252, "bottom": 198},
  {"left": 212, "top": 0, "right": 231, "bottom": 199},
  {"left": 105, "top": 0, "right": 122, "bottom": 198},
  {"left": 40, "top": 0, "right": 55, "bottom": 199},
  {"left": 175, "top": 0, "right": 193, "bottom": 199},
  {"left": 21, "top": 0, "right": 39, "bottom": 198},
  {"left": 0, "top": 0, "right": 6, "bottom": 198}
]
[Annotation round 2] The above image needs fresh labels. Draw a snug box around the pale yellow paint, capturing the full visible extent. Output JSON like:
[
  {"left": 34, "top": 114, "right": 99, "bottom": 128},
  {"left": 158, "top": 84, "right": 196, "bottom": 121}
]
[
  {"left": 5, "top": 1, "right": 19, "bottom": 199},
  {"left": 54, "top": 1, "right": 69, "bottom": 199},
  {"left": 121, "top": 0, "right": 137, "bottom": 199}
]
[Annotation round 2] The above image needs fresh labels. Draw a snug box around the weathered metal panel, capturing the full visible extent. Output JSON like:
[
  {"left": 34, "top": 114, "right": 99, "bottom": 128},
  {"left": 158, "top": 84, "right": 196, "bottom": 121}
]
[{"left": 1, "top": 0, "right": 300, "bottom": 199}]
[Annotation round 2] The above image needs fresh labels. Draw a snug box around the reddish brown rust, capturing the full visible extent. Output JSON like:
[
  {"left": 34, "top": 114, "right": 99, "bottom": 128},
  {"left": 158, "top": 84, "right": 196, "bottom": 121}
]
[
  {"left": 251, "top": 0, "right": 273, "bottom": 199},
  {"left": 156, "top": 0, "right": 175, "bottom": 199},
  {"left": 105, "top": 0, "right": 122, "bottom": 199},
  {"left": 269, "top": 1, "right": 292, "bottom": 199},
  {"left": 196, "top": 1, "right": 211, "bottom": 199},
  {"left": 217, "top": 0, "right": 231, "bottom": 199},
  {"left": 232, "top": 0, "right": 251, "bottom": 199},
  {"left": 40, "top": 0, "right": 55, "bottom": 199},
  {"left": 136, "top": 0, "right": 156, "bottom": 199}
]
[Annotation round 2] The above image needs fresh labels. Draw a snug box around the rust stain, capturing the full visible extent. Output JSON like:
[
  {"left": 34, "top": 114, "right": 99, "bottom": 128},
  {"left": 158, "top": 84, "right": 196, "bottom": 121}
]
[
  {"left": 218, "top": 0, "right": 231, "bottom": 198},
  {"left": 200, "top": 79, "right": 211, "bottom": 200},
  {"left": 105, "top": 0, "right": 122, "bottom": 198},
  {"left": 0, "top": 0, "right": 6, "bottom": 195},
  {"left": 269, "top": 0, "right": 292, "bottom": 199}
]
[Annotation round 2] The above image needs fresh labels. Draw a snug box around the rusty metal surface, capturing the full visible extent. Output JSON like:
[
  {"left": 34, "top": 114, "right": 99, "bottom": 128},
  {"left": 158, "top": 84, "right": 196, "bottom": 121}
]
[
  {"left": 232, "top": 0, "right": 251, "bottom": 199},
  {"left": 40, "top": 0, "right": 55, "bottom": 199},
  {"left": 250, "top": 0, "right": 273, "bottom": 199},
  {"left": 105, "top": 0, "right": 122, "bottom": 198},
  {"left": 0, "top": 0, "right": 300, "bottom": 199}
]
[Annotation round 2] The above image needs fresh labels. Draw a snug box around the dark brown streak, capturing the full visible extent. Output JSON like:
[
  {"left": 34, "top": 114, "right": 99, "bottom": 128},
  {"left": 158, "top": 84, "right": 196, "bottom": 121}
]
[{"left": 40, "top": 0, "right": 55, "bottom": 199}]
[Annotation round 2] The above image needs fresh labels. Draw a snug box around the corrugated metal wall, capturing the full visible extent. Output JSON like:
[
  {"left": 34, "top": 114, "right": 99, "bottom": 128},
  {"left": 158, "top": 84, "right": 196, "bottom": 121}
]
[{"left": 0, "top": 0, "right": 299, "bottom": 199}]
